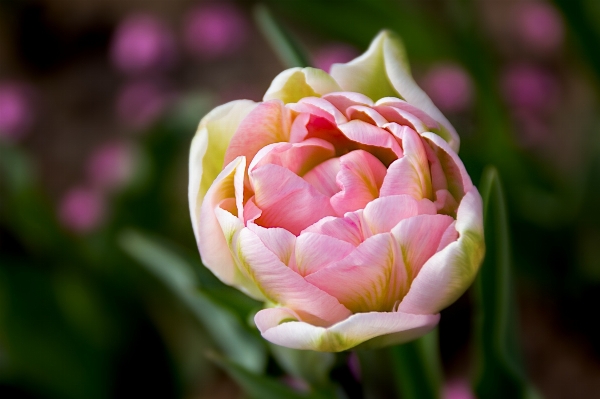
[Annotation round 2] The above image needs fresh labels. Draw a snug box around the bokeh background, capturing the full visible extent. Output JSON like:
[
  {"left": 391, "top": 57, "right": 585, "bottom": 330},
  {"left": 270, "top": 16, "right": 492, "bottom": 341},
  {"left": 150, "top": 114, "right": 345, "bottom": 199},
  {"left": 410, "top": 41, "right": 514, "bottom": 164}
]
[{"left": 1, "top": 0, "right": 600, "bottom": 398}]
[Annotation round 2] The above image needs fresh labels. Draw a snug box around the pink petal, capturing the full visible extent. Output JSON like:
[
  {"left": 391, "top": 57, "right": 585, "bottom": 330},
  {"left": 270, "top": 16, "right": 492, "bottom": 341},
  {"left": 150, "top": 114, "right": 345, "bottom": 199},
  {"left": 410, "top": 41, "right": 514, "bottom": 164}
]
[
  {"left": 302, "top": 157, "right": 341, "bottom": 197},
  {"left": 398, "top": 187, "right": 484, "bottom": 315},
  {"left": 249, "top": 138, "right": 335, "bottom": 177},
  {"left": 306, "top": 233, "right": 408, "bottom": 313},
  {"left": 380, "top": 124, "right": 432, "bottom": 200},
  {"left": 362, "top": 195, "right": 421, "bottom": 235},
  {"left": 237, "top": 228, "right": 351, "bottom": 326},
  {"left": 337, "top": 120, "right": 403, "bottom": 163},
  {"left": 292, "top": 232, "right": 355, "bottom": 276},
  {"left": 375, "top": 98, "right": 440, "bottom": 132},
  {"left": 423, "top": 132, "right": 473, "bottom": 201},
  {"left": 247, "top": 223, "right": 296, "bottom": 266},
  {"left": 302, "top": 212, "right": 366, "bottom": 247},
  {"left": 346, "top": 105, "right": 388, "bottom": 126},
  {"left": 290, "top": 97, "right": 348, "bottom": 124},
  {"left": 255, "top": 307, "right": 440, "bottom": 352},
  {"left": 391, "top": 214, "right": 454, "bottom": 280},
  {"left": 322, "top": 92, "right": 374, "bottom": 114},
  {"left": 251, "top": 164, "right": 336, "bottom": 235},
  {"left": 224, "top": 100, "right": 291, "bottom": 167},
  {"left": 373, "top": 105, "right": 428, "bottom": 133},
  {"left": 331, "top": 150, "right": 387, "bottom": 215}
]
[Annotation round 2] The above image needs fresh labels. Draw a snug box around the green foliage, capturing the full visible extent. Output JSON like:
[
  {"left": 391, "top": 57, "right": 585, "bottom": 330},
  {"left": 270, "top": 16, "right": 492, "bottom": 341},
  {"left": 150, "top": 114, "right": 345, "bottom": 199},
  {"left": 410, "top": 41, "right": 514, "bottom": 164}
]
[{"left": 473, "top": 167, "right": 541, "bottom": 399}]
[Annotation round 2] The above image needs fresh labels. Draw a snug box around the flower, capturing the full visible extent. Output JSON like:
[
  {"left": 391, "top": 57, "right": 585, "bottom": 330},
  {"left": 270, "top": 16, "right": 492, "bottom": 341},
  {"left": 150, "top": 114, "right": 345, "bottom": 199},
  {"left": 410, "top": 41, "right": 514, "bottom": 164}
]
[
  {"left": 514, "top": 2, "right": 564, "bottom": 54},
  {"left": 59, "top": 187, "right": 106, "bottom": 233},
  {"left": 0, "top": 82, "right": 35, "bottom": 142},
  {"left": 313, "top": 43, "right": 360, "bottom": 73},
  {"left": 87, "top": 140, "right": 136, "bottom": 192},
  {"left": 182, "top": 3, "right": 247, "bottom": 60},
  {"left": 421, "top": 63, "right": 474, "bottom": 113},
  {"left": 189, "top": 31, "right": 484, "bottom": 352},
  {"left": 110, "top": 14, "right": 176, "bottom": 74}
]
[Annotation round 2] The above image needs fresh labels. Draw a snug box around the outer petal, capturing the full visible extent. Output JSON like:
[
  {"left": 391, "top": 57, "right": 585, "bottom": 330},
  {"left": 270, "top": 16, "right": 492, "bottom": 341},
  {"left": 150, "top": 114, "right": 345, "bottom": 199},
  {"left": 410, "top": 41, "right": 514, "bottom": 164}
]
[
  {"left": 237, "top": 228, "right": 351, "bottom": 326},
  {"left": 255, "top": 307, "right": 440, "bottom": 352},
  {"left": 189, "top": 100, "right": 256, "bottom": 209},
  {"left": 330, "top": 30, "right": 459, "bottom": 151},
  {"left": 196, "top": 156, "right": 264, "bottom": 300},
  {"left": 264, "top": 67, "right": 342, "bottom": 104},
  {"left": 398, "top": 187, "right": 485, "bottom": 314},
  {"left": 224, "top": 100, "right": 292, "bottom": 167},
  {"left": 292, "top": 232, "right": 355, "bottom": 276}
]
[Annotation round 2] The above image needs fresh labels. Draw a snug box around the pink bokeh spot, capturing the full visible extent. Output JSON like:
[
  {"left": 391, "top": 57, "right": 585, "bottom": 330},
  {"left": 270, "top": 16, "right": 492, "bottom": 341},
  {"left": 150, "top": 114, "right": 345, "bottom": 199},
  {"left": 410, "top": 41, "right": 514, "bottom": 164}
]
[
  {"left": 421, "top": 64, "right": 474, "bottom": 113},
  {"left": 116, "top": 80, "right": 170, "bottom": 130},
  {"left": 443, "top": 379, "right": 475, "bottom": 399},
  {"left": 110, "top": 14, "right": 176, "bottom": 74},
  {"left": 183, "top": 3, "right": 247, "bottom": 59},
  {"left": 87, "top": 141, "right": 135, "bottom": 192},
  {"left": 59, "top": 187, "right": 106, "bottom": 233},
  {"left": 515, "top": 2, "right": 564, "bottom": 54},
  {"left": 314, "top": 44, "right": 360, "bottom": 73},
  {"left": 0, "top": 82, "right": 34, "bottom": 141},
  {"left": 501, "top": 64, "right": 559, "bottom": 112}
]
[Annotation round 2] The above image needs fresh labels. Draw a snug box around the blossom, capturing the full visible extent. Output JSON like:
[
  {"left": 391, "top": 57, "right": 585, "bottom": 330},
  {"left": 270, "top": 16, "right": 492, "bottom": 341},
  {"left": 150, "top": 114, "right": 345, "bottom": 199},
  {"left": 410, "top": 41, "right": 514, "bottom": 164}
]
[
  {"left": 189, "top": 31, "right": 484, "bottom": 351},
  {"left": 421, "top": 63, "right": 474, "bottom": 113},
  {"left": 0, "top": 82, "right": 35, "bottom": 141},
  {"left": 59, "top": 187, "right": 106, "bottom": 233},
  {"left": 313, "top": 43, "right": 360, "bottom": 73}
]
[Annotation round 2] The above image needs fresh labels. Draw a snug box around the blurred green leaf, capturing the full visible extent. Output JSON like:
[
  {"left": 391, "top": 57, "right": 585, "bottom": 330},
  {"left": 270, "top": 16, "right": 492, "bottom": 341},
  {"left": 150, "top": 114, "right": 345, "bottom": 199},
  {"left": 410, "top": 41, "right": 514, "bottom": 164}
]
[
  {"left": 208, "top": 352, "right": 331, "bottom": 399},
  {"left": 269, "top": 343, "right": 335, "bottom": 386},
  {"left": 253, "top": 4, "right": 311, "bottom": 68},
  {"left": 473, "top": 167, "right": 541, "bottom": 399},
  {"left": 119, "top": 229, "right": 267, "bottom": 373},
  {"left": 390, "top": 329, "right": 442, "bottom": 399}
]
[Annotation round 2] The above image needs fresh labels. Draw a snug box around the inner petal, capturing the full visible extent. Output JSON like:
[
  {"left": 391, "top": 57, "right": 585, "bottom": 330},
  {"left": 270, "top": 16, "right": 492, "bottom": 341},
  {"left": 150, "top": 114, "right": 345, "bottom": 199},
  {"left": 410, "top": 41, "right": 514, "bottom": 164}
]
[
  {"left": 250, "top": 164, "right": 337, "bottom": 235},
  {"left": 331, "top": 150, "right": 387, "bottom": 216}
]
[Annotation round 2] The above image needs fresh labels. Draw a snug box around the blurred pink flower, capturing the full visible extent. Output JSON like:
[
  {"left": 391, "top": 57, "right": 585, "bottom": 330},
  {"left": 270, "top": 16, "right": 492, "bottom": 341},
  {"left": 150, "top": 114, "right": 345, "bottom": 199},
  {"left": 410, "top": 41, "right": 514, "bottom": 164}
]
[
  {"left": 313, "top": 43, "right": 359, "bottom": 73},
  {"left": 515, "top": 2, "right": 564, "bottom": 54},
  {"left": 59, "top": 187, "right": 106, "bottom": 233},
  {"left": 116, "top": 80, "right": 170, "bottom": 130},
  {"left": 0, "top": 82, "right": 34, "bottom": 141},
  {"left": 501, "top": 64, "right": 559, "bottom": 112},
  {"left": 183, "top": 3, "right": 247, "bottom": 59},
  {"left": 110, "top": 14, "right": 176, "bottom": 74},
  {"left": 443, "top": 379, "right": 475, "bottom": 399},
  {"left": 421, "top": 64, "right": 474, "bottom": 113},
  {"left": 87, "top": 141, "right": 135, "bottom": 192},
  {"left": 348, "top": 352, "right": 361, "bottom": 381}
]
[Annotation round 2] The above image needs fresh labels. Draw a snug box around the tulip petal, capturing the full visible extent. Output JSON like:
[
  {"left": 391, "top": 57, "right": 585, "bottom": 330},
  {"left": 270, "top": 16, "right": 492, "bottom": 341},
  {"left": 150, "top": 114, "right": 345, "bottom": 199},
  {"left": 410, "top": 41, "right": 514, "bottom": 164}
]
[
  {"left": 391, "top": 214, "right": 454, "bottom": 279},
  {"left": 330, "top": 31, "right": 459, "bottom": 151},
  {"left": 237, "top": 228, "right": 351, "bottom": 326},
  {"left": 380, "top": 124, "right": 432, "bottom": 200},
  {"left": 290, "top": 97, "right": 348, "bottom": 124},
  {"left": 249, "top": 138, "right": 336, "bottom": 177},
  {"left": 322, "top": 91, "right": 374, "bottom": 113},
  {"left": 293, "top": 232, "right": 355, "bottom": 276},
  {"left": 255, "top": 307, "right": 440, "bottom": 352},
  {"left": 264, "top": 67, "right": 341, "bottom": 104},
  {"left": 306, "top": 233, "right": 408, "bottom": 313},
  {"left": 362, "top": 195, "right": 421, "bottom": 235},
  {"left": 398, "top": 187, "right": 485, "bottom": 315},
  {"left": 302, "top": 157, "right": 341, "bottom": 197},
  {"left": 251, "top": 164, "right": 337, "bottom": 235},
  {"left": 189, "top": 100, "right": 257, "bottom": 209},
  {"left": 196, "top": 156, "right": 264, "bottom": 300},
  {"left": 331, "top": 150, "right": 387, "bottom": 215},
  {"left": 423, "top": 132, "right": 473, "bottom": 201},
  {"left": 302, "top": 212, "right": 366, "bottom": 247},
  {"left": 224, "top": 100, "right": 292, "bottom": 167}
]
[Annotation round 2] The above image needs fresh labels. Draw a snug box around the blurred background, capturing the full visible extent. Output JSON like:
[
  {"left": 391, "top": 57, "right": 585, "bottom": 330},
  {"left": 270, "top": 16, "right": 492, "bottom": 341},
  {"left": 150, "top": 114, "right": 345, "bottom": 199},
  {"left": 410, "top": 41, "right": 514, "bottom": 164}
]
[{"left": 1, "top": 0, "right": 600, "bottom": 398}]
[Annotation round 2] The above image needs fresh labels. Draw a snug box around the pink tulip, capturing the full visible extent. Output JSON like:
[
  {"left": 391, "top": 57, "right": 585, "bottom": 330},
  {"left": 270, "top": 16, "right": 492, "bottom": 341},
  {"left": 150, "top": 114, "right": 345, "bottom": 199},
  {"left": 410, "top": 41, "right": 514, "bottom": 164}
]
[
  {"left": 87, "top": 140, "right": 135, "bottom": 192},
  {"left": 116, "top": 80, "right": 170, "bottom": 130},
  {"left": 189, "top": 31, "right": 484, "bottom": 352},
  {"left": 501, "top": 64, "right": 559, "bottom": 113},
  {"left": 0, "top": 82, "right": 34, "bottom": 141},
  {"left": 443, "top": 379, "right": 475, "bottom": 399},
  {"left": 182, "top": 3, "right": 247, "bottom": 60},
  {"left": 59, "top": 187, "right": 106, "bottom": 233},
  {"left": 515, "top": 2, "right": 564, "bottom": 54},
  {"left": 110, "top": 14, "right": 176, "bottom": 74},
  {"left": 421, "top": 64, "right": 474, "bottom": 113}
]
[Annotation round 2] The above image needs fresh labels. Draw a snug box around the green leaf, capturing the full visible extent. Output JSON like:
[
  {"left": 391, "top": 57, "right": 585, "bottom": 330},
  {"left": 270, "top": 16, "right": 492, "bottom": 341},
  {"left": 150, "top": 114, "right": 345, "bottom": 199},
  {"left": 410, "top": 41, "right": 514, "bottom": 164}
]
[
  {"left": 208, "top": 352, "right": 330, "bottom": 399},
  {"left": 390, "top": 329, "right": 442, "bottom": 399},
  {"left": 253, "top": 4, "right": 311, "bottom": 68},
  {"left": 118, "top": 229, "right": 267, "bottom": 373},
  {"left": 473, "top": 167, "right": 541, "bottom": 399}
]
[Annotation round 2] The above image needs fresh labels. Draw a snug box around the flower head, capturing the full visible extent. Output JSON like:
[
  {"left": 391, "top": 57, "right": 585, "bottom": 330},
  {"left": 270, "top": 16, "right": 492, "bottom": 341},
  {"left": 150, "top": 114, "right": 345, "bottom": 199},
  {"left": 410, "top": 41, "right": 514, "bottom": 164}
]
[{"left": 189, "top": 31, "right": 484, "bottom": 351}]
